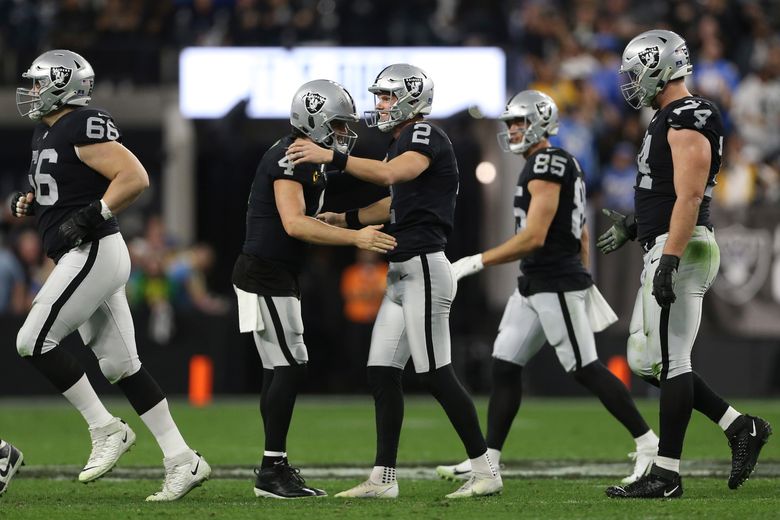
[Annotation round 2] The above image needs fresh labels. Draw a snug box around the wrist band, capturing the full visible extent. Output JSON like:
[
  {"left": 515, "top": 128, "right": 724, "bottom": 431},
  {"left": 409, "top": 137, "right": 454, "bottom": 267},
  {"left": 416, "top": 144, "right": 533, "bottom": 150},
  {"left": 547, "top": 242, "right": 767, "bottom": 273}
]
[
  {"left": 345, "top": 209, "right": 361, "bottom": 229},
  {"left": 99, "top": 199, "right": 114, "bottom": 220},
  {"left": 332, "top": 150, "right": 349, "bottom": 171}
]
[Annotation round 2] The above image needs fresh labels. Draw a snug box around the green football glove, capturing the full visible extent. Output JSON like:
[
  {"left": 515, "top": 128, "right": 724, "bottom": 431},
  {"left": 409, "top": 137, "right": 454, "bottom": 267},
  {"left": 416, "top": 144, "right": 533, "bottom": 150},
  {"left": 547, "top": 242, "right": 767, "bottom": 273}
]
[{"left": 596, "top": 209, "right": 637, "bottom": 254}]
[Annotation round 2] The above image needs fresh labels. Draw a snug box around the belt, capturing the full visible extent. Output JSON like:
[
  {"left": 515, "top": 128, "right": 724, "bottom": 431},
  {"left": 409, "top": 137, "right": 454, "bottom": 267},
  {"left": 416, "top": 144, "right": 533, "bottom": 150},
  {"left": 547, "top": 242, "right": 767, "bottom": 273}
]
[{"left": 641, "top": 224, "right": 714, "bottom": 253}]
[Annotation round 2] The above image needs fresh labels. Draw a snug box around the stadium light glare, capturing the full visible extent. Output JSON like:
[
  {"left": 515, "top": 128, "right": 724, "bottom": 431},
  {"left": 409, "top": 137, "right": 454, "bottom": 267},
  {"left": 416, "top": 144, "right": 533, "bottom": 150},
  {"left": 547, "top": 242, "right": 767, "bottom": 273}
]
[{"left": 475, "top": 161, "right": 497, "bottom": 184}]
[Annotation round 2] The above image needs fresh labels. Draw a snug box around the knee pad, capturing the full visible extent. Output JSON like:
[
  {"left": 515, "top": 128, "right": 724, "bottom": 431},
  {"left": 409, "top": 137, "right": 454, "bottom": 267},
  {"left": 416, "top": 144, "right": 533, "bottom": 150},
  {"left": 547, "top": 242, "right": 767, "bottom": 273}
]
[
  {"left": 627, "top": 330, "right": 654, "bottom": 379},
  {"left": 99, "top": 354, "right": 142, "bottom": 384}
]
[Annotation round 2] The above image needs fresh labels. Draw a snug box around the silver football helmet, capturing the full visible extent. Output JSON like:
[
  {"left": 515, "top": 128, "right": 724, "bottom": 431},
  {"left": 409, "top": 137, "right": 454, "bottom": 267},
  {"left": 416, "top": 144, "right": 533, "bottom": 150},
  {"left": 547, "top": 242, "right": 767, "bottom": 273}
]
[
  {"left": 290, "top": 79, "right": 359, "bottom": 153},
  {"left": 497, "top": 90, "right": 559, "bottom": 154},
  {"left": 364, "top": 64, "right": 434, "bottom": 132},
  {"left": 619, "top": 29, "right": 692, "bottom": 109},
  {"left": 16, "top": 49, "right": 95, "bottom": 121}
]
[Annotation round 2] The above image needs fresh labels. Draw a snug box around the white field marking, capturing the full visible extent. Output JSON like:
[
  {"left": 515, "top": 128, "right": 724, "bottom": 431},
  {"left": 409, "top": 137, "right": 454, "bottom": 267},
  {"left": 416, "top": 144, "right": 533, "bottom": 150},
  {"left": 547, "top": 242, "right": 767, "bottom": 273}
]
[{"left": 15, "top": 460, "right": 780, "bottom": 480}]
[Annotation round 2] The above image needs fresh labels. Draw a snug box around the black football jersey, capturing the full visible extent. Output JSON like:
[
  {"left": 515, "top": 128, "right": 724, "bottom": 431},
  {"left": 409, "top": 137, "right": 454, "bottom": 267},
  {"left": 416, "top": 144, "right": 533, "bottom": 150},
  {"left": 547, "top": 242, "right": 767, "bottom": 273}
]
[
  {"left": 634, "top": 96, "right": 723, "bottom": 246},
  {"left": 233, "top": 134, "right": 327, "bottom": 295},
  {"left": 385, "top": 121, "right": 458, "bottom": 262},
  {"left": 515, "top": 147, "right": 592, "bottom": 295},
  {"left": 27, "top": 107, "right": 121, "bottom": 260}
]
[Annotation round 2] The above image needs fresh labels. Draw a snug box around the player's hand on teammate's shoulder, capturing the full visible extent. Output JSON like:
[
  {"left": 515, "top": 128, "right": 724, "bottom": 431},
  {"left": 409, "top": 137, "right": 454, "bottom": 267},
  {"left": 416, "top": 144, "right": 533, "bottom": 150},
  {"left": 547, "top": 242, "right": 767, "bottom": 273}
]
[
  {"left": 287, "top": 139, "right": 332, "bottom": 166},
  {"left": 10, "top": 191, "right": 35, "bottom": 217},
  {"left": 353, "top": 224, "right": 396, "bottom": 253},
  {"left": 596, "top": 209, "right": 636, "bottom": 254},
  {"left": 317, "top": 212, "right": 346, "bottom": 228}
]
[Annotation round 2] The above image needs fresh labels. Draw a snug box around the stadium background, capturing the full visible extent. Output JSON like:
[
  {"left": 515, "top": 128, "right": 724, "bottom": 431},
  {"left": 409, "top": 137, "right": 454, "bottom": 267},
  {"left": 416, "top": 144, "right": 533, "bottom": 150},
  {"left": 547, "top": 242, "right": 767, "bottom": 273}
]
[{"left": 0, "top": 0, "right": 779, "bottom": 403}]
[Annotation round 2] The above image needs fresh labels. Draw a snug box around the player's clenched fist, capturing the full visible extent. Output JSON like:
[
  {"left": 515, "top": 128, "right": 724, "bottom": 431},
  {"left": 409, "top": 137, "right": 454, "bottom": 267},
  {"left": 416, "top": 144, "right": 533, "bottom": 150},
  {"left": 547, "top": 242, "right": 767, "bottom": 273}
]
[
  {"left": 353, "top": 224, "right": 396, "bottom": 253},
  {"left": 10, "top": 191, "right": 35, "bottom": 217}
]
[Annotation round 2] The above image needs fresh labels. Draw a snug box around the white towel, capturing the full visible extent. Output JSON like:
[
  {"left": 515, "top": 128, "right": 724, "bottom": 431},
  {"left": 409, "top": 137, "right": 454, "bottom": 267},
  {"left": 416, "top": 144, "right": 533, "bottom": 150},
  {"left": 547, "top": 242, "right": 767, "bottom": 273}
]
[
  {"left": 234, "top": 285, "right": 265, "bottom": 333},
  {"left": 585, "top": 285, "right": 618, "bottom": 332}
]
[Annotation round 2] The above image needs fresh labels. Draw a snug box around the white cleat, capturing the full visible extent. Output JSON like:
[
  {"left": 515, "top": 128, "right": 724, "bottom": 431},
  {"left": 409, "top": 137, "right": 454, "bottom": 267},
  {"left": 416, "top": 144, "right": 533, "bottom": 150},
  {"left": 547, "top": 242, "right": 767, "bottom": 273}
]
[
  {"left": 445, "top": 472, "right": 503, "bottom": 499},
  {"left": 335, "top": 479, "right": 399, "bottom": 499},
  {"left": 621, "top": 446, "right": 657, "bottom": 485},
  {"left": 0, "top": 441, "right": 24, "bottom": 496},
  {"left": 146, "top": 450, "right": 211, "bottom": 502},
  {"left": 436, "top": 459, "right": 472, "bottom": 481},
  {"left": 79, "top": 418, "right": 136, "bottom": 483}
]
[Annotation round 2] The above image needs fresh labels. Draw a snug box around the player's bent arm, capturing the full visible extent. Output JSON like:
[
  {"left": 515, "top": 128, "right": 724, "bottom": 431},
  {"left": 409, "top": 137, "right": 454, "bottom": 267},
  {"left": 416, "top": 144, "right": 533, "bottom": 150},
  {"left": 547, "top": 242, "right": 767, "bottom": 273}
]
[
  {"left": 75, "top": 141, "right": 149, "bottom": 213},
  {"left": 286, "top": 138, "right": 430, "bottom": 186},
  {"left": 342, "top": 151, "right": 430, "bottom": 186},
  {"left": 664, "top": 128, "right": 711, "bottom": 257},
  {"left": 275, "top": 179, "right": 396, "bottom": 252},
  {"left": 581, "top": 223, "right": 590, "bottom": 271},
  {"left": 358, "top": 196, "right": 392, "bottom": 225},
  {"left": 482, "top": 179, "right": 560, "bottom": 267}
]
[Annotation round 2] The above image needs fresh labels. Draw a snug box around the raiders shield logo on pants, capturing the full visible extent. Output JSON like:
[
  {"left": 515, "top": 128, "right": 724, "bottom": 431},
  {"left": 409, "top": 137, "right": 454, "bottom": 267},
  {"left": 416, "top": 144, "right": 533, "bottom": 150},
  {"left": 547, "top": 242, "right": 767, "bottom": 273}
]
[{"left": 627, "top": 226, "right": 720, "bottom": 381}]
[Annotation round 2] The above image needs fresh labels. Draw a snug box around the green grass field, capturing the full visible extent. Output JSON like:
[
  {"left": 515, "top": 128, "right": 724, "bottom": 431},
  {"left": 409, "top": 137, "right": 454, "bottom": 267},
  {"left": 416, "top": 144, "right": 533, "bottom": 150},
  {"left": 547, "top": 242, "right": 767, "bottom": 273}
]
[{"left": 1, "top": 397, "right": 779, "bottom": 518}]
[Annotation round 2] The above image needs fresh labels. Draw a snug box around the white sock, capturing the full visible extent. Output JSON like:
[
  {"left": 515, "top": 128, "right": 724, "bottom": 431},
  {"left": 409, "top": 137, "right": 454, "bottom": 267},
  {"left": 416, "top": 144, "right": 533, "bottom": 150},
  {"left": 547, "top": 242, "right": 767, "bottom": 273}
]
[
  {"left": 62, "top": 374, "right": 114, "bottom": 429},
  {"left": 635, "top": 430, "right": 659, "bottom": 451},
  {"left": 654, "top": 456, "right": 680, "bottom": 474},
  {"left": 487, "top": 448, "right": 502, "bottom": 466},
  {"left": 718, "top": 406, "right": 742, "bottom": 431},
  {"left": 370, "top": 465, "right": 396, "bottom": 484},
  {"left": 139, "top": 399, "right": 189, "bottom": 458},
  {"left": 470, "top": 452, "right": 497, "bottom": 476}
]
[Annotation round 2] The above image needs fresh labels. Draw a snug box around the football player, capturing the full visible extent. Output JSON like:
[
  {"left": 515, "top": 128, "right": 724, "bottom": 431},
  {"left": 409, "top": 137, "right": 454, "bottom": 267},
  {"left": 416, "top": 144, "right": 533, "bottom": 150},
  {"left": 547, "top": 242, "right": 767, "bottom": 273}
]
[
  {"left": 435, "top": 90, "right": 659, "bottom": 485},
  {"left": 232, "top": 79, "right": 396, "bottom": 499},
  {"left": 600, "top": 30, "right": 772, "bottom": 499},
  {"left": 11, "top": 50, "right": 210, "bottom": 501},
  {"left": 287, "top": 64, "right": 502, "bottom": 499},
  {"left": 0, "top": 440, "right": 23, "bottom": 497}
]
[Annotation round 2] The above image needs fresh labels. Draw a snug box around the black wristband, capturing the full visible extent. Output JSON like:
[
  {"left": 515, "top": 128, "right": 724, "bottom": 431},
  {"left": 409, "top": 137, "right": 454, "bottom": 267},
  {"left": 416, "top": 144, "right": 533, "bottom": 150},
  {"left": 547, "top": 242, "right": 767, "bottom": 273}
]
[
  {"left": 332, "top": 150, "right": 349, "bottom": 171},
  {"left": 345, "top": 209, "right": 361, "bottom": 229},
  {"left": 625, "top": 213, "right": 638, "bottom": 240}
]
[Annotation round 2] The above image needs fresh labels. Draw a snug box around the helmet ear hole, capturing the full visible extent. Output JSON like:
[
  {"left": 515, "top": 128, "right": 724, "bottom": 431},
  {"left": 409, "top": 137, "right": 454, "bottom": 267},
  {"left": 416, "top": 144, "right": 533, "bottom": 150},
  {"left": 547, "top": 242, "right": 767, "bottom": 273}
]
[{"left": 308, "top": 116, "right": 315, "bottom": 129}]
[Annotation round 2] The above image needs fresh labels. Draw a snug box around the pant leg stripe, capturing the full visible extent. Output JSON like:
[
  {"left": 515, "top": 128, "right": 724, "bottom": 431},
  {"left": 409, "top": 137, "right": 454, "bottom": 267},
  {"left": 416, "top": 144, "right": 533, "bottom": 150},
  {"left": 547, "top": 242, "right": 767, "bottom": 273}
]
[
  {"left": 263, "top": 296, "right": 298, "bottom": 366},
  {"left": 660, "top": 307, "right": 670, "bottom": 381},
  {"left": 420, "top": 254, "right": 435, "bottom": 373},
  {"left": 557, "top": 292, "right": 582, "bottom": 370},
  {"left": 33, "top": 241, "right": 100, "bottom": 356}
]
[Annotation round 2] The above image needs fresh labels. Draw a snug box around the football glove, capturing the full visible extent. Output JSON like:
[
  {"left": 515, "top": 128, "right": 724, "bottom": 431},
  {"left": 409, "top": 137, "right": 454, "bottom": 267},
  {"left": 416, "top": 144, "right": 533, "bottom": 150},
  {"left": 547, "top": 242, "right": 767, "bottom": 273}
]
[
  {"left": 10, "top": 191, "right": 35, "bottom": 217},
  {"left": 451, "top": 254, "right": 484, "bottom": 281},
  {"left": 652, "top": 254, "right": 679, "bottom": 308},
  {"left": 59, "top": 200, "right": 105, "bottom": 249},
  {"left": 596, "top": 209, "right": 637, "bottom": 254}
]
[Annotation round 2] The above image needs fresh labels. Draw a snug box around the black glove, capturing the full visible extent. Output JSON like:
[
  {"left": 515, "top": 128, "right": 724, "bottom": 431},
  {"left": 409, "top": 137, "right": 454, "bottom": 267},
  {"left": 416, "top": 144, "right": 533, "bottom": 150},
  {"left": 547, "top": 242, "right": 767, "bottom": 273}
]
[
  {"left": 652, "top": 254, "right": 679, "bottom": 308},
  {"left": 10, "top": 191, "right": 35, "bottom": 217},
  {"left": 59, "top": 200, "right": 105, "bottom": 248}
]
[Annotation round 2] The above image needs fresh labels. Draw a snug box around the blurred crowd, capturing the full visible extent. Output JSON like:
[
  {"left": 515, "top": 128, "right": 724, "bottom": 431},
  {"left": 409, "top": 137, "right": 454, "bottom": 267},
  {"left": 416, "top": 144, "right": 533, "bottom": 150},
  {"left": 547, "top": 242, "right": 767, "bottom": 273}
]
[{"left": 1, "top": 0, "right": 780, "bottom": 321}]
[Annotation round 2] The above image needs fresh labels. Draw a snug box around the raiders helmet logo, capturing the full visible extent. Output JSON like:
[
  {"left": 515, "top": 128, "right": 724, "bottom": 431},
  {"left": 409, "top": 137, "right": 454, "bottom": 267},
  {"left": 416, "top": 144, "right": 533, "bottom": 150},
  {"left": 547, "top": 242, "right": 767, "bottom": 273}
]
[
  {"left": 404, "top": 76, "right": 424, "bottom": 98},
  {"left": 535, "top": 101, "right": 552, "bottom": 121},
  {"left": 50, "top": 66, "right": 72, "bottom": 88},
  {"left": 638, "top": 46, "right": 660, "bottom": 68},
  {"left": 303, "top": 92, "right": 326, "bottom": 114}
]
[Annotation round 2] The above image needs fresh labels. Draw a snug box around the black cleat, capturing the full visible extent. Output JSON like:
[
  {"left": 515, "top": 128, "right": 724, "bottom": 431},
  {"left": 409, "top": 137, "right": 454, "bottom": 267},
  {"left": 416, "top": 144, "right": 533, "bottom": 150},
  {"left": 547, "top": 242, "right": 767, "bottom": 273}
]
[
  {"left": 726, "top": 415, "right": 772, "bottom": 489},
  {"left": 0, "top": 441, "right": 24, "bottom": 497},
  {"left": 606, "top": 465, "right": 683, "bottom": 499},
  {"left": 253, "top": 462, "right": 326, "bottom": 499}
]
